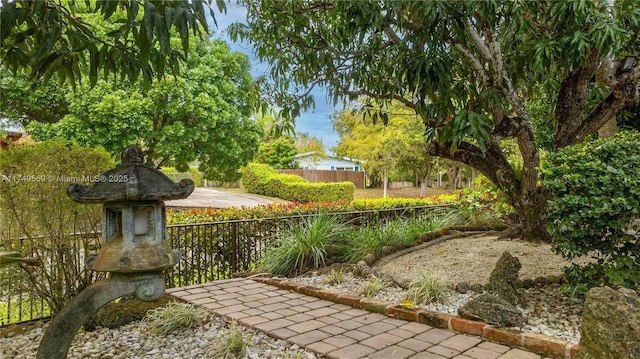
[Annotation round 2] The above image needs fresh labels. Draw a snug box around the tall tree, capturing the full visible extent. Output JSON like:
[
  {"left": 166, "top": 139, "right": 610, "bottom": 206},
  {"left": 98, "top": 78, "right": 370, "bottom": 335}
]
[
  {"left": 0, "top": 0, "right": 223, "bottom": 86},
  {"left": 334, "top": 103, "right": 424, "bottom": 197},
  {"left": 230, "top": 0, "right": 640, "bottom": 240},
  {"left": 27, "top": 38, "right": 262, "bottom": 182}
]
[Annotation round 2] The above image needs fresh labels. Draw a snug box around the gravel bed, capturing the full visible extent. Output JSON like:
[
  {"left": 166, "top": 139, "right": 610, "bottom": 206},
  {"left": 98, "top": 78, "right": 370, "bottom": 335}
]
[
  {"left": 0, "top": 316, "right": 322, "bottom": 359},
  {"left": 291, "top": 272, "right": 583, "bottom": 344}
]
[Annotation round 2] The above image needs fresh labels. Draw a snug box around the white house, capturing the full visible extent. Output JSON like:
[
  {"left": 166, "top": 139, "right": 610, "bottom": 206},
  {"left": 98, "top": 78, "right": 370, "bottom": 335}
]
[{"left": 295, "top": 151, "right": 361, "bottom": 171}]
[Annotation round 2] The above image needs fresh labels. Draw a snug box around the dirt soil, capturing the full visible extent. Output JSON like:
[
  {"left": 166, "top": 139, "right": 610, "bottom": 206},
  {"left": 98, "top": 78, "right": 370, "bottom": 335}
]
[{"left": 372, "top": 233, "right": 592, "bottom": 286}]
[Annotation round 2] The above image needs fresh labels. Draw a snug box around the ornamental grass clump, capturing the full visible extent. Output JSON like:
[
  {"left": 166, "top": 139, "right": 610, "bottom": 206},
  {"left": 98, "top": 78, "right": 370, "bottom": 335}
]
[
  {"left": 359, "top": 275, "right": 387, "bottom": 297},
  {"left": 322, "top": 269, "right": 347, "bottom": 285},
  {"left": 406, "top": 272, "right": 450, "bottom": 305},
  {"left": 206, "top": 320, "right": 246, "bottom": 359},
  {"left": 257, "top": 212, "right": 353, "bottom": 277},
  {"left": 142, "top": 302, "right": 209, "bottom": 335}
]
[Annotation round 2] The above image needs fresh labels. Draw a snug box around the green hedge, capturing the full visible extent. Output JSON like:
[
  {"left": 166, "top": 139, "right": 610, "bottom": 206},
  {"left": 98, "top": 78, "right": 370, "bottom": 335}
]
[
  {"left": 241, "top": 163, "right": 355, "bottom": 203},
  {"left": 542, "top": 131, "right": 640, "bottom": 297}
]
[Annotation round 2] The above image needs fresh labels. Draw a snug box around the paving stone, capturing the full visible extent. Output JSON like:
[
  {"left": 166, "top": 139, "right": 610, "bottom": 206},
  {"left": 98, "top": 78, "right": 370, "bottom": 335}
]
[
  {"left": 215, "top": 304, "right": 249, "bottom": 316},
  {"left": 398, "top": 338, "right": 435, "bottom": 352},
  {"left": 496, "top": 349, "right": 541, "bottom": 359},
  {"left": 239, "top": 293, "right": 269, "bottom": 302},
  {"left": 284, "top": 298, "right": 309, "bottom": 306},
  {"left": 400, "top": 322, "right": 433, "bottom": 334},
  {"left": 335, "top": 320, "right": 366, "bottom": 331},
  {"left": 361, "top": 333, "right": 404, "bottom": 350},
  {"left": 288, "top": 313, "right": 313, "bottom": 323},
  {"left": 477, "top": 342, "right": 511, "bottom": 354},
  {"left": 260, "top": 296, "right": 288, "bottom": 305},
  {"left": 306, "top": 307, "right": 340, "bottom": 318},
  {"left": 322, "top": 335, "right": 357, "bottom": 348},
  {"left": 284, "top": 292, "right": 306, "bottom": 299},
  {"left": 407, "top": 352, "right": 448, "bottom": 359},
  {"left": 440, "top": 335, "right": 483, "bottom": 352},
  {"left": 225, "top": 311, "right": 249, "bottom": 320},
  {"left": 268, "top": 327, "right": 298, "bottom": 340},
  {"left": 238, "top": 316, "right": 269, "bottom": 328},
  {"left": 370, "top": 345, "right": 416, "bottom": 359},
  {"left": 359, "top": 321, "right": 398, "bottom": 336},
  {"left": 261, "top": 312, "right": 283, "bottom": 320},
  {"left": 218, "top": 298, "right": 242, "bottom": 306},
  {"left": 303, "top": 299, "right": 335, "bottom": 309},
  {"left": 382, "top": 317, "right": 410, "bottom": 327},
  {"left": 319, "top": 324, "right": 348, "bottom": 335},
  {"left": 328, "top": 343, "right": 377, "bottom": 359},
  {"left": 306, "top": 341, "right": 338, "bottom": 355},
  {"left": 317, "top": 316, "right": 341, "bottom": 325},
  {"left": 242, "top": 308, "right": 264, "bottom": 316},
  {"left": 414, "top": 328, "right": 455, "bottom": 344},
  {"left": 289, "top": 329, "right": 332, "bottom": 346},
  {"left": 330, "top": 303, "right": 353, "bottom": 311},
  {"left": 254, "top": 318, "right": 294, "bottom": 331},
  {"left": 343, "top": 330, "right": 372, "bottom": 341},
  {"left": 386, "top": 327, "right": 417, "bottom": 340},
  {"left": 275, "top": 308, "right": 298, "bottom": 316},
  {"left": 428, "top": 344, "right": 461, "bottom": 358},
  {"left": 331, "top": 312, "right": 358, "bottom": 321},
  {"left": 261, "top": 302, "right": 292, "bottom": 312},
  {"left": 288, "top": 319, "right": 327, "bottom": 334},
  {"left": 353, "top": 313, "right": 388, "bottom": 324},
  {"left": 461, "top": 347, "right": 501, "bottom": 359}
]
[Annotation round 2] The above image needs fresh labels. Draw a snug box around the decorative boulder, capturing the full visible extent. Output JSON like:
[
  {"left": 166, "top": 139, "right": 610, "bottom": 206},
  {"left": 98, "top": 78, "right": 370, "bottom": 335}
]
[
  {"left": 486, "top": 251, "right": 524, "bottom": 306},
  {"left": 458, "top": 293, "right": 525, "bottom": 327},
  {"left": 576, "top": 286, "right": 640, "bottom": 359}
]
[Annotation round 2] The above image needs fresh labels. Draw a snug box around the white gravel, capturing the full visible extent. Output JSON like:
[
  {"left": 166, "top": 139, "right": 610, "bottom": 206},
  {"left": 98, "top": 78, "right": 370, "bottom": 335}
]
[
  {"left": 291, "top": 272, "right": 583, "bottom": 345},
  {"left": 0, "top": 316, "right": 322, "bottom": 359}
]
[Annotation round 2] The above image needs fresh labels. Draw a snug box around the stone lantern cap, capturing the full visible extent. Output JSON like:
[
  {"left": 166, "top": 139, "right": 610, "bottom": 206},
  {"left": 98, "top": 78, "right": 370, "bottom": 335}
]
[{"left": 68, "top": 145, "right": 194, "bottom": 203}]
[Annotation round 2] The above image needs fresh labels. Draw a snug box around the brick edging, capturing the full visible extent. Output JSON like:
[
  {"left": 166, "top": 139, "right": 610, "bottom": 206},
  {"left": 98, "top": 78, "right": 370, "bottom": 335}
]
[{"left": 250, "top": 275, "right": 580, "bottom": 359}]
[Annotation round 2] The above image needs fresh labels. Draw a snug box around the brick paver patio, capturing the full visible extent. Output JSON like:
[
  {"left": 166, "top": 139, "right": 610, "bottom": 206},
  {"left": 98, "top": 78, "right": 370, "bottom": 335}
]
[{"left": 167, "top": 278, "right": 554, "bottom": 359}]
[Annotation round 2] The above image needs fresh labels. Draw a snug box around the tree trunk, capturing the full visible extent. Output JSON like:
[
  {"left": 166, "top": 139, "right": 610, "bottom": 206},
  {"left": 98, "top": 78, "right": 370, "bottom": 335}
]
[
  {"left": 597, "top": 116, "right": 618, "bottom": 138},
  {"left": 382, "top": 170, "right": 388, "bottom": 198},
  {"left": 429, "top": 139, "right": 551, "bottom": 242}
]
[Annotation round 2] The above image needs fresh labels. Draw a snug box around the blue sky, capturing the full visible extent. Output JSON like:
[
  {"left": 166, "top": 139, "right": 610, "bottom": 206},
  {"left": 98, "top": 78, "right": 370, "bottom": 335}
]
[{"left": 208, "top": 3, "right": 342, "bottom": 152}]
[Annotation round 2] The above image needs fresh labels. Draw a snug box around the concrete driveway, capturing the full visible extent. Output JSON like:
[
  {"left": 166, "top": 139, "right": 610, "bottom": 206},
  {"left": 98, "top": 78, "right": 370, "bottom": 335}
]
[{"left": 165, "top": 187, "right": 273, "bottom": 209}]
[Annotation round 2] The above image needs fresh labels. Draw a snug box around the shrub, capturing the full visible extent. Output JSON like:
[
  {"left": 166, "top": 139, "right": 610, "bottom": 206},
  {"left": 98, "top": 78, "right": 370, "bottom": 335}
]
[
  {"left": 257, "top": 212, "right": 353, "bottom": 276},
  {"left": 0, "top": 141, "right": 113, "bottom": 315},
  {"left": 456, "top": 176, "right": 513, "bottom": 225},
  {"left": 406, "top": 272, "right": 450, "bottom": 304},
  {"left": 241, "top": 162, "right": 354, "bottom": 203},
  {"left": 142, "top": 302, "right": 209, "bottom": 335},
  {"left": 542, "top": 131, "right": 640, "bottom": 297},
  {"left": 351, "top": 195, "right": 456, "bottom": 210}
]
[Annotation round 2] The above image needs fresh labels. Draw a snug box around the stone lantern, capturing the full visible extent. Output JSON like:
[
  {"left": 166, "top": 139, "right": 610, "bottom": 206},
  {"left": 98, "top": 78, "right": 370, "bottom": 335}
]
[{"left": 37, "top": 145, "right": 194, "bottom": 359}]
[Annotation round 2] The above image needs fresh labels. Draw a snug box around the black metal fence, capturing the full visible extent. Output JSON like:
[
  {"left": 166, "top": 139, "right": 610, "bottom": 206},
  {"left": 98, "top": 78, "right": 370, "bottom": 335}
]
[{"left": 2, "top": 204, "right": 455, "bottom": 326}]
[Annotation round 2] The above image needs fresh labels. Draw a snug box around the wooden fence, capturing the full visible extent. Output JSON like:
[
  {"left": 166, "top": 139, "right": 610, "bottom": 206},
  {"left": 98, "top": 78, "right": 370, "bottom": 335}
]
[
  {"left": 278, "top": 169, "right": 365, "bottom": 188},
  {"left": 1, "top": 204, "right": 455, "bottom": 326}
]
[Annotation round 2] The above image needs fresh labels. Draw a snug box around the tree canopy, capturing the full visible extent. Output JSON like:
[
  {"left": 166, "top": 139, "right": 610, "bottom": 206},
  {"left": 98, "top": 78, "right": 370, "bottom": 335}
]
[
  {"left": 0, "top": 0, "right": 223, "bottom": 85},
  {"left": 26, "top": 37, "right": 262, "bottom": 182},
  {"left": 333, "top": 102, "right": 427, "bottom": 195},
  {"left": 230, "top": 0, "right": 640, "bottom": 240}
]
